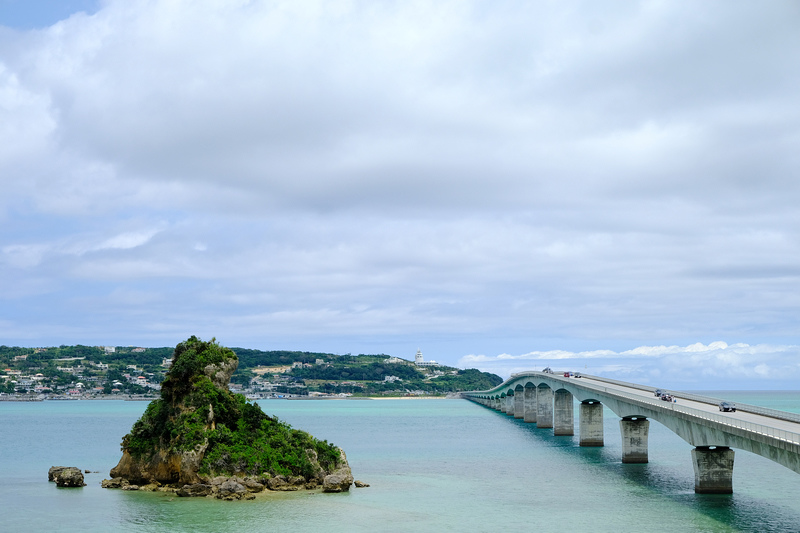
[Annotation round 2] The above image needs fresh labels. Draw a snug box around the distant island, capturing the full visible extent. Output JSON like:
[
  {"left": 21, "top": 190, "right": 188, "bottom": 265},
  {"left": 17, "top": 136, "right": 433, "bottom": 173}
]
[
  {"left": 0, "top": 343, "right": 502, "bottom": 400},
  {"left": 104, "top": 336, "right": 354, "bottom": 499}
]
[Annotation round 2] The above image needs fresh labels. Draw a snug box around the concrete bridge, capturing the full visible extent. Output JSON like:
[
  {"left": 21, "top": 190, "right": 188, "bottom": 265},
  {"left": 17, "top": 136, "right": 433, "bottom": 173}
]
[{"left": 463, "top": 372, "right": 800, "bottom": 493}]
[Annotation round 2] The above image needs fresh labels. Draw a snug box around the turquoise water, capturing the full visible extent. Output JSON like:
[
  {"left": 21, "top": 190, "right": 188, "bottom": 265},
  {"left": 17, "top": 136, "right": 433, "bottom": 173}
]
[{"left": 2, "top": 395, "right": 800, "bottom": 532}]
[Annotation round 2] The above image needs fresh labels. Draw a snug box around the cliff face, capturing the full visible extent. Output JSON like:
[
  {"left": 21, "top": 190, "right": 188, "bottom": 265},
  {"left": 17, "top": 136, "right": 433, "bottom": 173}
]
[{"left": 109, "top": 336, "right": 350, "bottom": 491}]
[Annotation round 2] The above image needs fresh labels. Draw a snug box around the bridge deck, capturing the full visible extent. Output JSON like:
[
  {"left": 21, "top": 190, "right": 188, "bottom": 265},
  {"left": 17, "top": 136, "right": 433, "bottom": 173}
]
[
  {"left": 579, "top": 376, "right": 800, "bottom": 437},
  {"left": 469, "top": 372, "right": 800, "bottom": 446}
]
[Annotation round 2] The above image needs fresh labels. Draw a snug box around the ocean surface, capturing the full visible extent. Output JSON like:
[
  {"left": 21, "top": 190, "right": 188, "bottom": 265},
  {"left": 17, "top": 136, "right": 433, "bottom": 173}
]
[{"left": 2, "top": 392, "right": 800, "bottom": 532}]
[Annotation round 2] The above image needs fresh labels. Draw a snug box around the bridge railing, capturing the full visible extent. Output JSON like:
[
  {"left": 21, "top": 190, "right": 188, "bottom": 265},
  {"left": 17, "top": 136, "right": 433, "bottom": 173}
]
[
  {"left": 577, "top": 373, "right": 800, "bottom": 425},
  {"left": 574, "top": 378, "right": 800, "bottom": 446},
  {"left": 468, "top": 372, "right": 800, "bottom": 446}
]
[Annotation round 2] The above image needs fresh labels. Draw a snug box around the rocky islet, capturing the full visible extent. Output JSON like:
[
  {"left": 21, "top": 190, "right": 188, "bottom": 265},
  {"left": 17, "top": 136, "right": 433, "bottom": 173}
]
[{"left": 102, "top": 336, "right": 355, "bottom": 499}]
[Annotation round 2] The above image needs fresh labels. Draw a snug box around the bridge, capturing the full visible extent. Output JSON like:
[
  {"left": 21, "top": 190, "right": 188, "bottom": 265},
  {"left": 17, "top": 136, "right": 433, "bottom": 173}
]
[{"left": 463, "top": 371, "right": 800, "bottom": 493}]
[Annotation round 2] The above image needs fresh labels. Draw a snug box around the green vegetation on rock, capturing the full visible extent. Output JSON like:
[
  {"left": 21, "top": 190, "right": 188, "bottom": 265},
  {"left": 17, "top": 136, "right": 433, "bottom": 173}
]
[{"left": 118, "top": 336, "right": 340, "bottom": 482}]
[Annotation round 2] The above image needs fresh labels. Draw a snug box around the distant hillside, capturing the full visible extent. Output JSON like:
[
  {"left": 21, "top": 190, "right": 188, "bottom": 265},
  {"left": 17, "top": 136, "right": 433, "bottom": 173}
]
[{"left": 0, "top": 344, "right": 502, "bottom": 397}]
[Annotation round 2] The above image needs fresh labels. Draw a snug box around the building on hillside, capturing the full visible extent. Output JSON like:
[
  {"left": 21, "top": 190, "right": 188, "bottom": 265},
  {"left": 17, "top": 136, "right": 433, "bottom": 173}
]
[{"left": 413, "top": 349, "right": 439, "bottom": 367}]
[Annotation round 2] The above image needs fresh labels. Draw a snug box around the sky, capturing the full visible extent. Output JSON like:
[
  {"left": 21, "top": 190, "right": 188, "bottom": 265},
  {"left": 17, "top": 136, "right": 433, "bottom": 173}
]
[{"left": 1, "top": 1, "right": 799, "bottom": 389}]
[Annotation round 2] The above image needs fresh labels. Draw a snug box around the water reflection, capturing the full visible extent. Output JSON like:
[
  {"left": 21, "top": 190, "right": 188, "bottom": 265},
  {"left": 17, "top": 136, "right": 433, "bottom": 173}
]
[{"left": 498, "top": 405, "right": 800, "bottom": 532}]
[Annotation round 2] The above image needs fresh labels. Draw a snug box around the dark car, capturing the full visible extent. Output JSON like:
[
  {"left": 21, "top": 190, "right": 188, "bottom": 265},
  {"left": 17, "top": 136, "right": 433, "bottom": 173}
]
[
  {"left": 542, "top": 367, "right": 553, "bottom": 374},
  {"left": 654, "top": 389, "right": 664, "bottom": 397},
  {"left": 719, "top": 401, "right": 736, "bottom": 412}
]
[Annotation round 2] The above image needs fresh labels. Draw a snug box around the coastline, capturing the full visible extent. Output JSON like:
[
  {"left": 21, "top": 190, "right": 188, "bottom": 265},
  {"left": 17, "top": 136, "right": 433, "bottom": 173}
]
[{"left": 0, "top": 394, "right": 457, "bottom": 402}]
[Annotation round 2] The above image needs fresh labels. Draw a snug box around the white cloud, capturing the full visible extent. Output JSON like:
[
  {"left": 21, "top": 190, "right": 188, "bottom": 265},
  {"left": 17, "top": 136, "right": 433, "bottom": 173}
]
[
  {"left": 0, "top": 1, "right": 798, "bottom": 387},
  {"left": 92, "top": 229, "right": 162, "bottom": 252},
  {"left": 459, "top": 342, "right": 800, "bottom": 388},
  {"left": 1, "top": 243, "right": 51, "bottom": 268},
  {"left": 2, "top": 226, "right": 163, "bottom": 270}
]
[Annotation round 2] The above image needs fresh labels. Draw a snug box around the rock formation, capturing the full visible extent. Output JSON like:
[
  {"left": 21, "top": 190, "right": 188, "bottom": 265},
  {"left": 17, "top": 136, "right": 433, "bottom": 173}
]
[
  {"left": 49, "top": 466, "right": 86, "bottom": 487},
  {"left": 321, "top": 449, "right": 355, "bottom": 493},
  {"left": 105, "top": 336, "right": 352, "bottom": 498}
]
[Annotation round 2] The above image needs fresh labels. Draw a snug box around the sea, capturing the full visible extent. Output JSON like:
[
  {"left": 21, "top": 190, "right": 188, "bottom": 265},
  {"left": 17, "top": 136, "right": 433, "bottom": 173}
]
[{"left": 2, "top": 391, "right": 800, "bottom": 533}]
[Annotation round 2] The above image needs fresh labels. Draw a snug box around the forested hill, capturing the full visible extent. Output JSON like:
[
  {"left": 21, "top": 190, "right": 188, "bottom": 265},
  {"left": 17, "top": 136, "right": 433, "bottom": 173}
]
[{"left": 0, "top": 344, "right": 502, "bottom": 396}]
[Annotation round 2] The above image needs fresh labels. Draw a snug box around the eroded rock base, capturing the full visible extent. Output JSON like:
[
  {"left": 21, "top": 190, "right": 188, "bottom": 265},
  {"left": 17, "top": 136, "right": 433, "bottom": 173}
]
[{"left": 102, "top": 472, "right": 350, "bottom": 500}]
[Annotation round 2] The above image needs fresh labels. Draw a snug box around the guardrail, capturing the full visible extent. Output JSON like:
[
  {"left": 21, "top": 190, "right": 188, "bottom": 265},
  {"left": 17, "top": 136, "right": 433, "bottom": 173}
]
[
  {"left": 468, "top": 372, "right": 800, "bottom": 446},
  {"left": 577, "top": 373, "right": 800, "bottom": 425}
]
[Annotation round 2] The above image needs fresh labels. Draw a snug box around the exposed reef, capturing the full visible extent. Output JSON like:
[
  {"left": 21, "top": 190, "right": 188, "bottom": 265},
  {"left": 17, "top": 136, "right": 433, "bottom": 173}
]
[
  {"left": 104, "top": 336, "right": 352, "bottom": 499},
  {"left": 49, "top": 466, "right": 86, "bottom": 487}
]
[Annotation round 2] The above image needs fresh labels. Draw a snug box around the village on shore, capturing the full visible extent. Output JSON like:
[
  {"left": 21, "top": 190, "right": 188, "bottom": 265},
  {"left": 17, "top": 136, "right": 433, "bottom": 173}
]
[{"left": 1, "top": 345, "right": 502, "bottom": 401}]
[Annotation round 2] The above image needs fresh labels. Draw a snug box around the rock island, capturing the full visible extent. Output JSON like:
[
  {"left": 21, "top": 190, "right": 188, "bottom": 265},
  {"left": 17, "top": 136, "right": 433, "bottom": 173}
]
[{"left": 104, "top": 336, "right": 353, "bottom": 499}]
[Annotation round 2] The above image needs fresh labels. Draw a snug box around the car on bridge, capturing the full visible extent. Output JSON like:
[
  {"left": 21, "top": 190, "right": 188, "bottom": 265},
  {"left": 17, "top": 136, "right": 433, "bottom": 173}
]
[
  {"left": 654, "top": 389, "right": 664, "bottom": 397},
  {"left": 719, "top": 401, "right": 737, "bottom": 412}
]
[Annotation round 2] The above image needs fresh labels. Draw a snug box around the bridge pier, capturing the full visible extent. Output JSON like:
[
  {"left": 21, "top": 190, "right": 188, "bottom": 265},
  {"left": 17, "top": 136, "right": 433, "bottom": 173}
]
[
  {"left": 505, "top": 394, "right": 514, "bottom": 415},
  {"left": 523, "top": 385, "right": 537, "bottom": 423},
  {"left": 579, "top": 401, "right": 604, "bottom": 446},
  {"left": 692, "top": 447, "right": 734, "bottom": 494},
  {"left": 554, "top": 390, "right": 574, "bottom": 436},
  {"left": 514, "top": 389, "right": 524, "bottom": 419},
  {"left": 536, "top": 386, "right": 554, "bottom": 428},
  {"left": 620, "top": 417, "right": 649, "bottom": 463}
]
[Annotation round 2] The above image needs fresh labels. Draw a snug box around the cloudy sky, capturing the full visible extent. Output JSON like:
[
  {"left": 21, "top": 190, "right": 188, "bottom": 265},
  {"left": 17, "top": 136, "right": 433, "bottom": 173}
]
[{"left": 1, "top": 1, "right": 799, "bottom": 389}]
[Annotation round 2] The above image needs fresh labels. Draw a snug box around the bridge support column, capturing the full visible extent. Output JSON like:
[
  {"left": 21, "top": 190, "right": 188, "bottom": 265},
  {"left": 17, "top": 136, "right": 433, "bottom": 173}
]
[
  {"left": 514, "top": 391, "right": 524, "bottom": 419},
  {"left": 536, "top": 387, "right": 553, "bottom": 428},
  {"left": 579, "top": 401, "right": 603, "bottom": 446},
  {"left": 554, "top": 390, "right": 574, "bottom": 436},
  {"left": 523, "top": 385, "right": 537, "bottom": 423},
  {"left": 505, "top": 394, "right": 514, "bottom": 415},
  {"left": 620, "top": 417, "right": 649, "bottom": 463},
  {"left": 494, "top": 398, "right": 501, "bottom": 411},
  {"left": 692, "top": 447, "right": 734, "bottom": 494}
]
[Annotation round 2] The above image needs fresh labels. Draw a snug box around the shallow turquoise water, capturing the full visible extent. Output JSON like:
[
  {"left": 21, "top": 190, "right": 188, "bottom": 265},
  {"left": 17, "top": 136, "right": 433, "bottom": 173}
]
[{"left": 2, "top": 395, "right": 800, "bottom": 532}]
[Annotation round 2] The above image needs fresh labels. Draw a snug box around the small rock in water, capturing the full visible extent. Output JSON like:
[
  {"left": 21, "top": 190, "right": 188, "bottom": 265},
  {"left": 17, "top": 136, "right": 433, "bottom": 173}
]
[
  {"left": 48, "top": 466, "right": 68, "bottom": 481},
  {"left": 354, "top": 480, "right": 370, "bottom": 488},
  {"left": 49, "top": 466, "right": 86, "bottom": 487}
]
